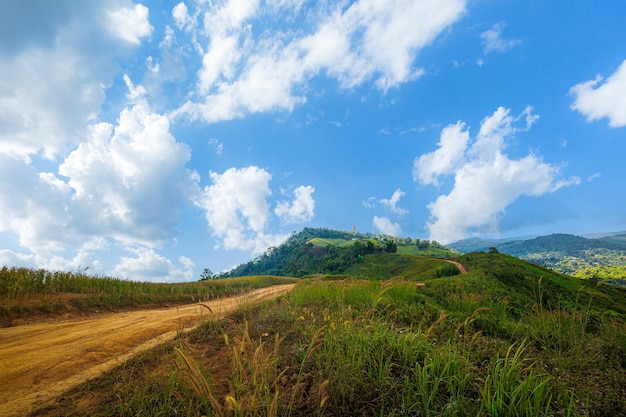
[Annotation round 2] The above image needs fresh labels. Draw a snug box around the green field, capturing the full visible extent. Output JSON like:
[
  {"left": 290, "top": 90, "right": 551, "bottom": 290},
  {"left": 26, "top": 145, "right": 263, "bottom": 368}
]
[
  {"left": 30, "top": 251, "right": 626, "bottom": 417},
  {"left": 307, "top": 236, "right": 457, "bottom": 257}
]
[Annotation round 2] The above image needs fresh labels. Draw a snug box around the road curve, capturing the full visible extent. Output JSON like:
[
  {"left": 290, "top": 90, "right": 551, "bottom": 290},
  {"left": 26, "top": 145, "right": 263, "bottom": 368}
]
[
  {"left": 0, "top": 284, "right": 295, "bottom": 417},
  {"left": 445, "top": 260, "right": 468, "bottom": 274}
]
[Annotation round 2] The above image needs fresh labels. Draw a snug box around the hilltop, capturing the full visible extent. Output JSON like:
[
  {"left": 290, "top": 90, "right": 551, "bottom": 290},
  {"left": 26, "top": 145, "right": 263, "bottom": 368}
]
[{"left": 217, "top": 227, "right": 458, "bottom": 278}]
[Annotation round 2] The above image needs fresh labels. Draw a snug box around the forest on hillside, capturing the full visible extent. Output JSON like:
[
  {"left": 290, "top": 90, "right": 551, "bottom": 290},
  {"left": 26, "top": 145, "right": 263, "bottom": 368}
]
[{"left": 214, "top": 228, "right": 452, "bottom": 278}]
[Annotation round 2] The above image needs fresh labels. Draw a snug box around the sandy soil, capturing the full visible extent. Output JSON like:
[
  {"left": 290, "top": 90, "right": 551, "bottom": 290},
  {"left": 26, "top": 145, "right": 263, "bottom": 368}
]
[{"left": 0, "top": 284, "right": 295, "bottom": 417}]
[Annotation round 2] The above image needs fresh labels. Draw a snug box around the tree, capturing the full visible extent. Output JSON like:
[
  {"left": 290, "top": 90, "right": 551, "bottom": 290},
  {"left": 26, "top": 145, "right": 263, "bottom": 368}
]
[
  {"left": 200, "top": 268, "right": 214, "bottom": 281},
  {"left": 385, "top": 240, "right": 397, "bottom": 253}
]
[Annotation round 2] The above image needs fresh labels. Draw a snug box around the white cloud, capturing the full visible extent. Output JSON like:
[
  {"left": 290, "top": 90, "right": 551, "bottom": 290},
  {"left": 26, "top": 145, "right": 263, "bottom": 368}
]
[
  {"left": 197, "top": 35, "right": 242, "bottom": 93},
  {"left": 372, "top": 216, "right": 402, "bottom": 236},
  {"left": 587, "top": 172, "right": 601, "bottom": 182},
  {"left": 379, "top": 189, "right": 408, "bottom": 216},
  {"left": 199, "top": 166, "right": 287, "bottom": 253},
  {"left": 59, "top": 77, "right": 199, "bottom": 247},
  {"left": 413, "top": 122, "right": 470, "bottom": 186},
  {"left": 0, "top": 248, "right": 104, "bottom": 275},
  {"left": 113, "top": 247, "right": 195, "bottom": 283},
  {"left": 174, "top": 0, "right": 466, "bottom": 123},
  {"left": 0, "top": 43, "right": 106, "bottom": 159},
  {"left": 0, "top": 155, "right": 72, "bottom": 252},
  {"left": 364, "top": 189, "right": 409, "bottom": 219},
  {"left": 481, "top": 22, "right": 522, "bottom": 54},
  {"left": 0, "top": 75, "right": 201, "bottom": 279},
  {"left": 0, "top": 250, "right": 38, "bottom": 270},
  {"left": 570, "top": 59, "right": 626, "bottom": 127},
  {"left": 107, "top": 3, "right": 153, "bottom": 45},
  {"left": 0, "top": 1, "right": 154, "bottom": 160},
  {"left": 414, "top": 107, "right": 579, "bottom": 243},
  {"left": 208, "top": 138, "right": 224, "bottom": 154},
  {"left": 275, "top": 185, "right": 316, "bottom": 223},
  {"left": 172, "top": 2, "right": 191, "bottom": 30}
]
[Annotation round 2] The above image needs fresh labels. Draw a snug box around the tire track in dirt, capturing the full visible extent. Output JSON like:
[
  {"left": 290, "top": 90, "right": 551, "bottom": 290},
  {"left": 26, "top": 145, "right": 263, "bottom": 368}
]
[{"left": 0, "top": 284, "right": 295, "bottom": 417}]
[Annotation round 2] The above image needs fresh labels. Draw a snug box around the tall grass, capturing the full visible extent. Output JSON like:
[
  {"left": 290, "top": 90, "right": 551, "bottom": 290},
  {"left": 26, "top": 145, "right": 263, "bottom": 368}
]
[
  {"left": 0, "top": 266, "right": 295, "bottom": 306},
  {"left": 37, "top": 257, "right": 626, "bottom": 417},
  {"left": 479, "top": 341, "right": 552, "bottom": 417}
]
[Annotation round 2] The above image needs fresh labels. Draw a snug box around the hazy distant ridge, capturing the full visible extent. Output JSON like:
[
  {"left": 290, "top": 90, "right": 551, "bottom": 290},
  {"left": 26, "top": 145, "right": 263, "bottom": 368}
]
[{"left": 449, "top": 232, "right": 626, "bottom": 274}]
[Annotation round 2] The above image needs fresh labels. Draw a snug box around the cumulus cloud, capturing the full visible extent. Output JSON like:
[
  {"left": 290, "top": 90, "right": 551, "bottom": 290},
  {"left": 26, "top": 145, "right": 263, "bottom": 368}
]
[
  {"left": 0, "top": 1, "right": 152, "bottom": 159},
  {"left": 198, "top": 166, "right": 287, "bottom": 253},
  {"left": 113, "top": 248, "right": 195, "bottom": 283},
  {"left": 0, "top": 250, "right": 38, "bottom": 270},
  {"left": 173, "top": 0, "right": 466, "bottom": 123},
  {"left": 0, "top": 155, "right": 72, "bottom": 252},
  {"left": 413, "top": 122, "right": 470, "bottom": 186},
  {"left": 570, "top": 59, "right": 626, "bottom": 127},
  {"left": 481, "top": 22, "right": 522, "bottom": 54},
  {"left": 107, "top": 3, "right": 153, "bottom": 45},
  {"left": 414, "top": 107, "right": 579, "bottom": 243},
  {"left": 0, "top": 248, "right": 104, "bottom": 275},
  {"left": 59, "top": 76, "right": 200, "bottom": 247},
  {"left": 0, "top": 75, "right": 201, "bottom": 281},
  {"left": 372, "top": 216, "right": 402, "bottom": 236},
  {"left": 275, "top": 185, "right": 316, "bottom": 223}
]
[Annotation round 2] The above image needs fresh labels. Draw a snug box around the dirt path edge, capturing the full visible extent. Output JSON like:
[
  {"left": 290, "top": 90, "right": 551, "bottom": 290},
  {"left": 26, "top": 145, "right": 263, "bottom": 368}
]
[{"left": 0, "top": 284, "right": 295, "bottom": 417}]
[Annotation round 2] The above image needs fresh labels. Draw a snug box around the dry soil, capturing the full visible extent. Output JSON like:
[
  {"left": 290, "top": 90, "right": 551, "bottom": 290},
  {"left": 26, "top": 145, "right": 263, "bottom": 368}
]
[{"left": 0, "top": 284, "right": 295, "bottom": 417}]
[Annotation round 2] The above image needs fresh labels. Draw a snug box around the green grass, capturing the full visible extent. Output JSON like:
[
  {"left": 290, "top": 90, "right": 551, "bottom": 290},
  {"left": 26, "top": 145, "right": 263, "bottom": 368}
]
[
  {"left": 396, "top": 244, "right": 458, "bottom": 257},
  {"left": 0, "top": 266, "right": 296, "bottom": 301},
  {"left": 26, "top": 253, "right": 626, "bottom": 416},
  {"left": 307, "top": 236, "right": 457, "bottom": 258},
  {"left": 342, "top": 253, "right": 450, "bottom": 281},
  {"left": 306, "top": 237, "right": 367, "bottom": 248}
]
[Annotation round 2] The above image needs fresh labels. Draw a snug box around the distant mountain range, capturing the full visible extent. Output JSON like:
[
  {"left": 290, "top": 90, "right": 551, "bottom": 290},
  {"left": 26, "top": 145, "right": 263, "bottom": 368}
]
[{"left": 448, "top": 232, "right": 626, "bottom": 274}]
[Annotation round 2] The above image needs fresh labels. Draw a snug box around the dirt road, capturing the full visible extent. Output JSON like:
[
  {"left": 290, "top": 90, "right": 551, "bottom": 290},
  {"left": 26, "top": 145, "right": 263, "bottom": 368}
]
[
  {"left": 0, "top": 284, "right": 295, "bottom": 417},
  {"left": 445, "top": 260, "right": 468, "bottom": 274}
]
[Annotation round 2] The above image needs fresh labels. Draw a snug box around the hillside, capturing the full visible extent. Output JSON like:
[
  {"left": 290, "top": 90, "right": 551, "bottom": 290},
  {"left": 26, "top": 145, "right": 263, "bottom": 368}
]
[
  {"left": 34, "top": 251, "right": 626, "bottom": 417},
  {"left": 217, "top": 227, "right": 458, "bottom": 278},
  {"left": 449, "top": 232, "right": 626, "bottom": 276}
]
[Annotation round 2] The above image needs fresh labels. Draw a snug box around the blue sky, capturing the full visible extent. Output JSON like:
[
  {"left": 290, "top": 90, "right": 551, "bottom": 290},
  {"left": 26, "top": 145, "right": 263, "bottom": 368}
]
[{"left": 1, "top": 0, "right": 626, "bottom": 282}]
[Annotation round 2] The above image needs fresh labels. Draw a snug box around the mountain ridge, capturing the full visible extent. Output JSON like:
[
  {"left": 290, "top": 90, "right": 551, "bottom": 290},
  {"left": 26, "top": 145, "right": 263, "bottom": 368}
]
[{"left": 449, "top": 232, "right": 626, "bottom": 275}]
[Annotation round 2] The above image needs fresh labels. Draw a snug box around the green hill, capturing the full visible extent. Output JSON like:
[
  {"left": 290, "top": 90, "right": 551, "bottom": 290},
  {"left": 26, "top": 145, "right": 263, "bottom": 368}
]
[
  {"left": 336, "top": 250, "right": 626, "bottom": 319},
  {"left": 35, "top": 251, "right": 626, "bottom": 417},
  {"left": 217, "top": 227, "right": 457, "bottom": 278}
]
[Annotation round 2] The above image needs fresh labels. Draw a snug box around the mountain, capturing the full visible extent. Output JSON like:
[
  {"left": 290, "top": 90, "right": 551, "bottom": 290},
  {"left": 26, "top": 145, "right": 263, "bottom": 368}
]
[
  {"left": 217, "top": 227, "right": 458, "bottom": 278},
  {"left": 444, "top": 236, "right": 525, "bottom": 253},
  {"left": 449, "top": 232, "right": 626, "bottom": 275}
]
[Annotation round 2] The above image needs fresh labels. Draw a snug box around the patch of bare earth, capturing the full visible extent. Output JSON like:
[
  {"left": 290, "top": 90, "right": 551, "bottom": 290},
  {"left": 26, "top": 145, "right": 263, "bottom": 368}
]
[{"left": 0, "top": 284, "right": 294, "bottom": 417}]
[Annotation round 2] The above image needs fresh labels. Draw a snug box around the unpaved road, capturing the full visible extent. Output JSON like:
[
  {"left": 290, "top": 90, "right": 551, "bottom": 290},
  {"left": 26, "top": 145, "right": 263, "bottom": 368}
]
[
  {"left": 0, "top": 284, "right": 295, "bottom": 417},
  {"left": 445, "top": 260, "right": 468, "bottom": 274}
]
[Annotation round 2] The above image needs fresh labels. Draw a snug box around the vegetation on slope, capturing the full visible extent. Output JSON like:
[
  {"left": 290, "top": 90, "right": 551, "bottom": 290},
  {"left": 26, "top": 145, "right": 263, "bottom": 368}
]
[
  {"left": 0, "top": 266, "right": 296, "bottom": 326},
  {"left": 217, "top": 227, "right": 456, "bottom": 278},
  {"left": 40, "top": 252, "right": 626, "bottom": 417},
  {"left": 450, "top": 233, "right": 626, "bottom": 276},
  {"left": 574, "top": 265, "right": 626, "bottom": 286}
]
